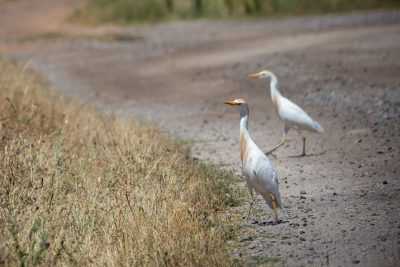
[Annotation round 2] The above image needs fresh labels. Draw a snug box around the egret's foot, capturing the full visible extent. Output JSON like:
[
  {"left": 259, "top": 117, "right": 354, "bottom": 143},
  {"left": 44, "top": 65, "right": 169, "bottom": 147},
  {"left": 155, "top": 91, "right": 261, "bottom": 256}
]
[
  {"left": 289, "top": 153, "right": 307, "bottom": 158},
  {"left": 242, "top": 215, "right": 257, "bottom": 224},
  {"left": 265, "top": 150, "right": 275, "bottom": 155},
  {"left": 289, "top": 150, "right": 327, "bottom": 158},
  {"left": 265, "top": 151, "right": 278, "bottom": 159},
  {"left": 246, "top": 215, "right": 257, "bottom": 224},
  {"left": 250, "top": 219, "right": 259, "bottom": 225}
]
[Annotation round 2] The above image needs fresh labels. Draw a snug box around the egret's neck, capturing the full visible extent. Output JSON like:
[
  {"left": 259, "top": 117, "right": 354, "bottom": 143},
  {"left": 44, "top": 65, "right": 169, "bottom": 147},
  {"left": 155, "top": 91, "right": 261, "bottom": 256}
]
[
  {"left": 239, "top": 104, "right": 249, "bottom": 132},
  {"left": 239, "top": 104, "right": 251, "bottom": 162},
  {"left": 240, "top": 115, "right": 249, "bottom": 136},
  {"left": 268, "top": 74, "right": 281, "bottom": 102}
]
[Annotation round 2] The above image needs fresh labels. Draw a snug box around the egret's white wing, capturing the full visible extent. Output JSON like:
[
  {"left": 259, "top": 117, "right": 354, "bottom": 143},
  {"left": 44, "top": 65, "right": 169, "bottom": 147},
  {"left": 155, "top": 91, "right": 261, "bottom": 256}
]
[
  {"left": 242, "top": 134, "right": 283, "bottom": 209},
  {"left": 278, "top": 97, "right": 323, "bottom": 132},
  {"left": 253, "top": 156, "right": 282, "bottom": 208}
]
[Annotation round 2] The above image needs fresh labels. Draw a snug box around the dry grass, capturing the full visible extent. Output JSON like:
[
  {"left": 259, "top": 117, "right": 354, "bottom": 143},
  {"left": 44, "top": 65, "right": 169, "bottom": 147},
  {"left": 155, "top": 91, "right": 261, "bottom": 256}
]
[{"left": 0, "top": 58, "right": 241, "bottom": 266}]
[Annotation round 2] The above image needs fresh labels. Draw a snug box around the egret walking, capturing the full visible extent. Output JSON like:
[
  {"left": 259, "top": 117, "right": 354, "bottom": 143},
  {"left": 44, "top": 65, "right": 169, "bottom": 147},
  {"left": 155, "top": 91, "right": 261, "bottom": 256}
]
[
  {"left": 225, "top": 98, "right": 283, "bottom": 224},
  {"left": 248, "top": 70, "right": 324, "bottom": 156}
]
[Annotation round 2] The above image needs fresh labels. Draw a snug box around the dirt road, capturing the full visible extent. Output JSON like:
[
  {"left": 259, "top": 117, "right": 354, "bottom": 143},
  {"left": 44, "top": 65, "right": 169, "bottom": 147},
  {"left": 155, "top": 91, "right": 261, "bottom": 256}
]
[{"left": 1, "top": 2, "right": 400, "bottom": 266}]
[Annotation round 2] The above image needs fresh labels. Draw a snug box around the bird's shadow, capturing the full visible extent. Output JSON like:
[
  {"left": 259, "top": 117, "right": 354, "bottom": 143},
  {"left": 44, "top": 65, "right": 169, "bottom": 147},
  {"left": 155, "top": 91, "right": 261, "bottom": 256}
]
[
  {"left": 288, "top": 150, "right": 327, "bottom": 158},
  {"left": 250, "top": 219, "right": 289, "bottom": 226}
]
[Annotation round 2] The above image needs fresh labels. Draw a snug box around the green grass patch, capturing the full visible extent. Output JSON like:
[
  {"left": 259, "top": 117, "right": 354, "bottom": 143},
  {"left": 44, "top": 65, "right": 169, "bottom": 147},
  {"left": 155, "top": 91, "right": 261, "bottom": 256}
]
[{"left": 73, "top": 0, "right": 400, "bottom": 25}]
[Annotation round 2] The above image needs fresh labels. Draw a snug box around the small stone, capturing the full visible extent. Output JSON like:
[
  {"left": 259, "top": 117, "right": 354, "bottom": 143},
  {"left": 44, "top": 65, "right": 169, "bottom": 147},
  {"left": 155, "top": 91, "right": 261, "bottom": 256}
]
[
  {"left": 299, "top": 237, "right": 306, "bottom": 242},
  {"left": 352, "top": 259, "right": 360, "bottom": 264},
  {"left": 300, "top": 195, "right": 307, "bottom": 200},
  {"left": 383, "top": 180, "right": 388, "bottom": 185},
  {"left": 300, "top": 190, "right": 307, "bottom": 195}
]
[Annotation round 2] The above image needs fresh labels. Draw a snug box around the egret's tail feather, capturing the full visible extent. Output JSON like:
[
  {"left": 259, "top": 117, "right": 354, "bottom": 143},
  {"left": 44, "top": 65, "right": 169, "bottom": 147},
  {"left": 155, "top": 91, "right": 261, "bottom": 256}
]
[{"left": 313, "top": 121, "right": 324, "bottom": 133}]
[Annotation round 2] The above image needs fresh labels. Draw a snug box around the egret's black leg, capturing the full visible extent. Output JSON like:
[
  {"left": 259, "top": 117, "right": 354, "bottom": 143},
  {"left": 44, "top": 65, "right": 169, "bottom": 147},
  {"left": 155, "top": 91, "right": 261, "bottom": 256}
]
[
  {"left": 266, "top": 124, "right": 289, "bottom": 155},
  {"left": 300, "top": 137, "right": 306, "bottom": 157}
]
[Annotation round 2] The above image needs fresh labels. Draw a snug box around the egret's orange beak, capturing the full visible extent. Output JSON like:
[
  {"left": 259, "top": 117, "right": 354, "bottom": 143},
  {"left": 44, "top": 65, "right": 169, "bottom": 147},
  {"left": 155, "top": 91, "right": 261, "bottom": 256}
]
[
  {"left": 248, "top": 72, "right": 261, "bottom": 80},
  {"left": 224, "top": 100, "right": 238, "bottom": 106}
]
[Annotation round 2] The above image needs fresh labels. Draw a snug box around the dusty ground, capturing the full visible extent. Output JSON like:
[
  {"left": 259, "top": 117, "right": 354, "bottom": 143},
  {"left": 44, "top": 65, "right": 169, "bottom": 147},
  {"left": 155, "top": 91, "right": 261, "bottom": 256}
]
[{"left": 1, "top": 2, "right": 400, "bottom": 266}]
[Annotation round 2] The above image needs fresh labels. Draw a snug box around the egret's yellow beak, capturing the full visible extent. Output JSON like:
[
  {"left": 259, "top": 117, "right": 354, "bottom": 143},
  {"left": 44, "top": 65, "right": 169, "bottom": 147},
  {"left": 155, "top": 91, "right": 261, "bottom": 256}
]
[
  {"left": 248, "top": 72, "right": 261, "bottom": 80},
  {"left": 224, "top": 100, "right": 239, "bottom": 106}
]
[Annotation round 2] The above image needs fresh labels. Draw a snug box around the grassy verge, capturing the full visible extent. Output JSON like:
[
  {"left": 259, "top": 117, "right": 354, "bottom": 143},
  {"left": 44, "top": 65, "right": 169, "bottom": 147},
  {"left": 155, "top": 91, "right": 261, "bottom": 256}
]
[
  {"left": 73, "top": 0, "right": 400, "bottom": 24},
  {"left": 0, "top": 58, "right": 242, "bottom": 266}
]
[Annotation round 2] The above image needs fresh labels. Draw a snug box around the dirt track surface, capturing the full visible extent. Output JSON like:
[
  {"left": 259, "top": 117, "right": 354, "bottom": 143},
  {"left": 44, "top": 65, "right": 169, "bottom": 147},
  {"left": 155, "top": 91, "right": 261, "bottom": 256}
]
[{"left": 1, "top": 2, "right": 400, "bottom": 266}]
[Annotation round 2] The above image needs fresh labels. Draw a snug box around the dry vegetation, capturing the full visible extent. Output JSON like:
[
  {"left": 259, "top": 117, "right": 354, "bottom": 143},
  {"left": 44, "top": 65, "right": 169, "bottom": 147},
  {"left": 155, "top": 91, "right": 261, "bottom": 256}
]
[
  {"left": 0, "top": 58, "right": 241, "bottom": 266},
  {"left": 73, "top": 0, "right": 400, "bottom": 24}
]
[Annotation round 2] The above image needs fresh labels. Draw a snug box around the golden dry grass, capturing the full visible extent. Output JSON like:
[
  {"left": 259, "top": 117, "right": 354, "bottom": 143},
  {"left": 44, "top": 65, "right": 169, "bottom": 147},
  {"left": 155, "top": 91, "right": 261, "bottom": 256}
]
[{"left": 0, "top": 58, "right": 241, "bottom": 266}]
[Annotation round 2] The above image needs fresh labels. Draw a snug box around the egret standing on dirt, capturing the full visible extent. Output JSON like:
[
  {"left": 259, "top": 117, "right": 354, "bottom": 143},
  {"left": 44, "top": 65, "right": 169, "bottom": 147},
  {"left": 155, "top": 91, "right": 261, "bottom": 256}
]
[
  {"left": 248, "top": 70, "right": 324, "bottom": 156},
  {"left": 225, "top": 98, "right": 283, "bottom": 224}
]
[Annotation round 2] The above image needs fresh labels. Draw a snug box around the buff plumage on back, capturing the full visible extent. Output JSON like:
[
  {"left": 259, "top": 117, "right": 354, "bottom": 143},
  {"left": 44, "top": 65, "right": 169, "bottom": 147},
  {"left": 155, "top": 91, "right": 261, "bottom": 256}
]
[{"left": 239, "top": 132, "right": 248, "bottom": 162}]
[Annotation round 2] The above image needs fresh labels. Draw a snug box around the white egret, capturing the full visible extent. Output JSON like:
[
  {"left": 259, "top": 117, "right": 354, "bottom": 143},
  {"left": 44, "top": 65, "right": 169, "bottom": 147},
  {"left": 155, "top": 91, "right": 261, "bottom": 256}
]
[
  {"left": 225, "top": 98, "right": 283, "bottom": 224},
  {"left": 248, "top": 70, "right": 324, "bottom": 156}
]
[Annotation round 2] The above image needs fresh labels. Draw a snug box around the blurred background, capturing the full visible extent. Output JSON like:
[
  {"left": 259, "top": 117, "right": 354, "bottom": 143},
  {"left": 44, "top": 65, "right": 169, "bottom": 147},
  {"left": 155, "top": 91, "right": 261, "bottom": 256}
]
[{"left": 74, "top": 0, "right": 400, "bottom": 23}]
